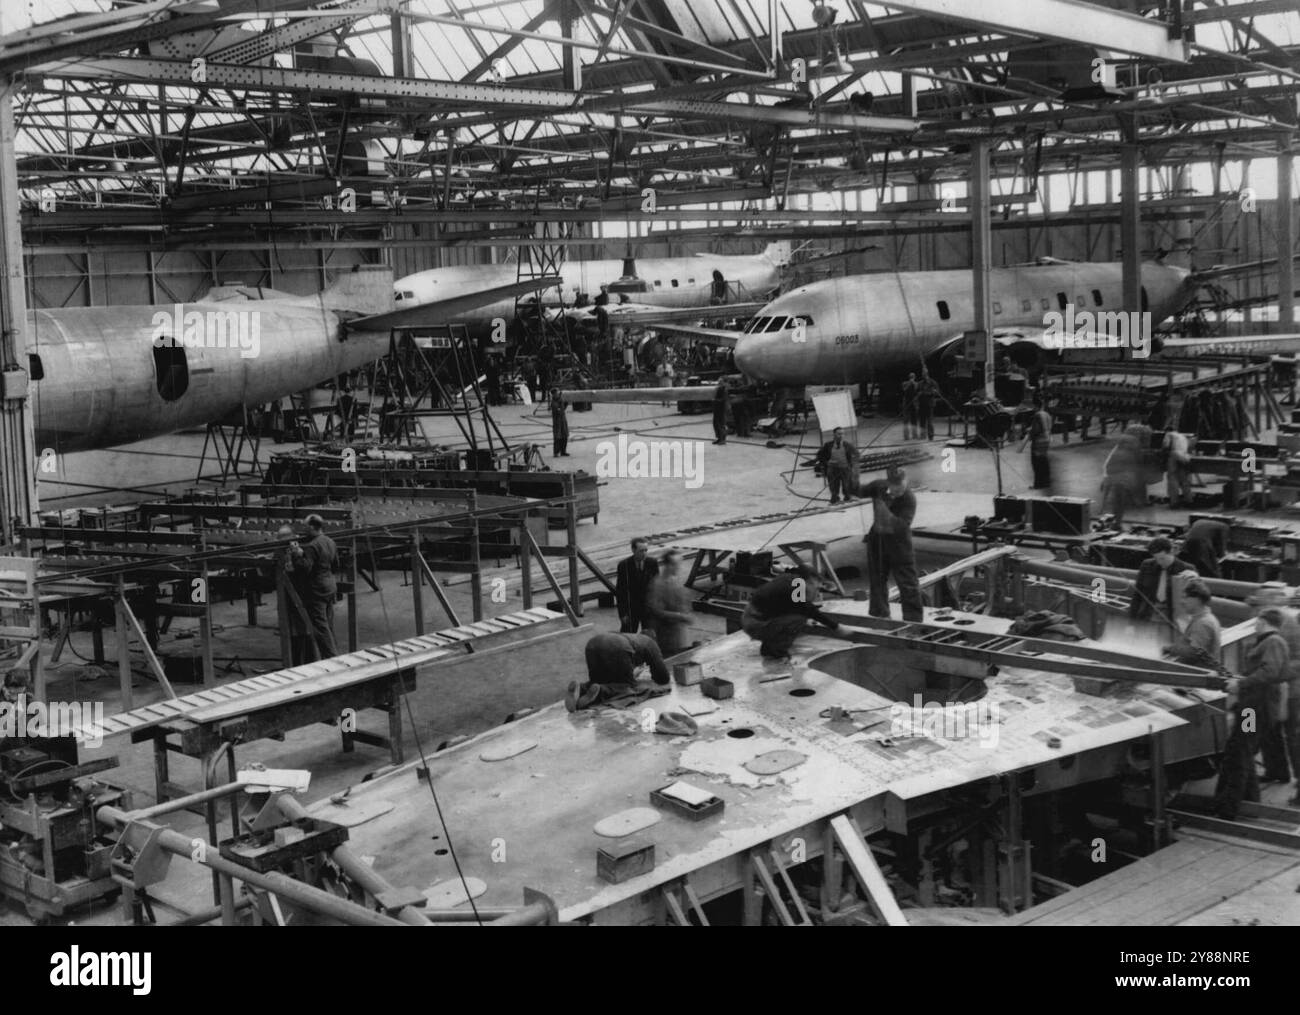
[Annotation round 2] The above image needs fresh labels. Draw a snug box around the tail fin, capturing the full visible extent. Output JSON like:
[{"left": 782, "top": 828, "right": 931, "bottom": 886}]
[
  {"left": 762, "top": 241, "right": 793, "bottom": 266},
  {"left": 319, "top": 265, "right": 396, "bottom": 317}
]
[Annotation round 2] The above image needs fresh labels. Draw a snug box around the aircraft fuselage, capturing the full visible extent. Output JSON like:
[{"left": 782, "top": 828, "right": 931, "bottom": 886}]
[{"left": 733, "top": 261, "right": 1195, "bottom": 384}]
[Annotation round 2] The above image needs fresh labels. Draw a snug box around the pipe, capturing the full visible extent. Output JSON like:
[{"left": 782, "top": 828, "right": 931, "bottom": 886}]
[
  {"left": 1017, "top": 558, "right": 1254, "bottom": 623},
  {"left": 96, "top": 804, "right": 410, "bottom": 928},
  {"left": 1056, "top": 559, "right": 1264, "bottom": 601},
  {"left": 126, "top": 782, "right": 245, "bottom": 821},
  {"left": 272, "top": 793, "right": 433, "bottom": 927},
  {"left": 166, "top": 897, "right": 254, "bottom": 927}
]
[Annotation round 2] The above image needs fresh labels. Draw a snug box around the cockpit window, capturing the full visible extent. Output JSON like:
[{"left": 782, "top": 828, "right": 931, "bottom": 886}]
[
  {"left": 764, "top": 317, "right": 788, "bottom": 333},
  {"left": 790, "top": 315, "right": 813, "bottom": 327},
  {"left": 745, "top": 317, "right": 770, "bottom": 334}
]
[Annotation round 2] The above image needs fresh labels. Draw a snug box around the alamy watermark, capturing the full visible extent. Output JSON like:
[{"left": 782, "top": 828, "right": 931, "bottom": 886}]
[
  {"left": 595, "top": 434, "right": 705, "bottom": 489},
  {"left": 889, "top": 695, "right": 1002, "bottom": 748},
  {"left": 150, "top": 304, "right": 262, "bottom": 359},
  {"left": 0, "top": 694, "right": 105, "bottom": 749},
  {"left": 1042, "top": 304, "right": 1152, "bottom": 358}
]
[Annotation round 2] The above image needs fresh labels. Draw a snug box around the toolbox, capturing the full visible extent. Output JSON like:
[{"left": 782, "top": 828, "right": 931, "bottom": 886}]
[
  {"left": 650, "top": 785, "right": 725, "bottom": 821},
  {"left": 597, "top": 839, "right": 655, "bottom": 884},
  {"left": 700, "top": 676, "right": 734, "bottom": 700},
  {"left": 1029, "top": 496, "right": 1091, "bottom": 536}
]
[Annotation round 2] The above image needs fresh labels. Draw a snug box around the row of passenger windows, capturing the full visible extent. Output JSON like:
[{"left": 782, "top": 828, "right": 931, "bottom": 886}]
[
  {"left": 937, "top": 289, "right": 1114, "bottom": 320},
  {"left": 743, "top": 314, "right": 815, "bottom": 334}
]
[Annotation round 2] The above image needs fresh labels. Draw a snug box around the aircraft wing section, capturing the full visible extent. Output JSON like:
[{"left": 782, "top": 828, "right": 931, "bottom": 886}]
[
  {"left": 350, "top": 277, "right": 563, "bottom": 331},
  {"left": 648, "top": 323, "right": 746, "bottom": 346},
  {"left": 1161, "top": 333, "right": 1300, "bottom": 356}
]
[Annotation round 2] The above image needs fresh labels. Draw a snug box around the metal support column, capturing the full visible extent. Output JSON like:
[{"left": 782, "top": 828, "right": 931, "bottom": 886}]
[
  {"left": 1278, "top": 140, "right": 1295, "bottom": 333},
  {"left": 1121, "top": 115, "right": 1143, "bottom": 353},
  {"left": 0, "top": 77, "right": 36, "bottom": 547},
  {"left": 970, "top": 137, "right": 994, "bottom": 397}
]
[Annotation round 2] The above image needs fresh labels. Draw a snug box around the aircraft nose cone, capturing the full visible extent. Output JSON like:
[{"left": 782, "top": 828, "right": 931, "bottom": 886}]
[{"left": 734, "top": 329, "right": 796, "bottom": 382}]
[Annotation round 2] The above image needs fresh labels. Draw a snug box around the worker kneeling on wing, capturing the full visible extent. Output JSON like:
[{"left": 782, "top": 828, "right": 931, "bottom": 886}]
[
  {"left": 741, "top": 564, "right": 840, "bottom": 661},
  {"left": 567, "top": 631, "right": 671, "bottom": 712}
]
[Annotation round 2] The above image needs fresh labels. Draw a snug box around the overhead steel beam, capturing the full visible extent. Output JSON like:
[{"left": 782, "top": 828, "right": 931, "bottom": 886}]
[
  {"left": 622, "top": 98, "right": 922, "bottom": 133},
  {"left": 876, "top": 0, "right": 1190, "bottom": 62},
  {"left": 38, "top": 57, "right": 577, "bottom": 109},
  {"left": 0, "top": 0, "right": 307, "bottom": 75},
  {"left": 37, "top": 58, "right": 923, "bottom": 132},
  {"left": 205, "top": 1, "right": 394, "bottom": 65}
]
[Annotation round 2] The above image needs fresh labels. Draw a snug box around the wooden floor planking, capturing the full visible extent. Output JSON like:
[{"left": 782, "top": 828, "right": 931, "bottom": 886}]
[
  {"left": 1014, "top": 831, "right": 1300, "bottom": 926},
  {"left": 1010, "top": 838, "right": 1224, "bottom": 923}
]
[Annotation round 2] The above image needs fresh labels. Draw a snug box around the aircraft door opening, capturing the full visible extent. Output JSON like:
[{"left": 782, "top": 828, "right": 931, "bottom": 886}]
[{"left": 153, "top": 343, "right": 189, "bottom": 402}]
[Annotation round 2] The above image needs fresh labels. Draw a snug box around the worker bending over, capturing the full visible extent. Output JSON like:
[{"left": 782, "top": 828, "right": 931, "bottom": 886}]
[
  {"left": 567, "top": 631, "right": 670, "bottom": 712},
  {"left": 742, "top": 564, "right": 840, "bottom": 660},
  {"left": 861, "top": 466, "right": 924, "bottom": 622}
]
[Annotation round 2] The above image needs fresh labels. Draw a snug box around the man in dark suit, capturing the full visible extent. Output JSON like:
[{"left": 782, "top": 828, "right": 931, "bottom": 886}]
[
  {"left": 615, "top": 537, "right": 659, "bottom": 633},
  {"left": 1128, "top": 536, "right": 1198, "bottom": 625}
]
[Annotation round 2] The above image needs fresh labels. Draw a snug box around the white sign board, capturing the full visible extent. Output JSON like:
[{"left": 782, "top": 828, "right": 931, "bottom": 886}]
[{"left": 811, "top": 390, "right": 857, "bottom": 434}]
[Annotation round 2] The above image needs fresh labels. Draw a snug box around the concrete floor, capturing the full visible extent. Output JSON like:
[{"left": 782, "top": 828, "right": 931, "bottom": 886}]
[{"left": 7, "top": 399, "right": 1297, "bottom": 924}]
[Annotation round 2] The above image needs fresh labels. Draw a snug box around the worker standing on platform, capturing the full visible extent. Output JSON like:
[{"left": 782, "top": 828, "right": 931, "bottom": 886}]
[
  {"left": 644, "top": 550, "right": 694, "bottom": 656},
  {"left": 276, "top": 525, "right": 317, "bottom": 667},
  {"left": 291, "top": 513, "right": 339, "bottom": 659},
  {"left": 1101, "top": 430, "right": 1145, "bottom": 524},
  {"left": 1247, "top": 585, "right": 1297, "bottom": 786},
  {"left": 861, "top": 466, "right": 924, "bottom": 622},
  {"left": 741, "top": 564, "right": 840, "bottom": 659},
  {"left": 1216, "top": 608, "right": 1291, "bottom": 820},
  {"left": 1017, "top": 398, "right": 1054, "bottom": 491},
  {"left": 549, "top": 386, "right": 569, "bottom": 457},
  {"left": 567, "top": 631, "right": 670, "bottom": 711},
  {"left": 916, "top": 373, "right": 938, "bottom": 441},
  {"left": 615, "top": 537, "right": 660, "bottom": 634},
  {"left": 816, "top": 427, "right": 859, "bottom": 505}
]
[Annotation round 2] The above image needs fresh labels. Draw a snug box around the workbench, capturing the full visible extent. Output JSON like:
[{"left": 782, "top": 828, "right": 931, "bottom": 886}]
[{"left": 308, "top": 603, "right": 1226, "bottom": 925}]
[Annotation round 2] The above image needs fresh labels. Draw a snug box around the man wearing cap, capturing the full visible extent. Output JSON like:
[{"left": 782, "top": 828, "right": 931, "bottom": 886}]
[
  {"left": 566, "top": 631, "right": 670, "bottom": 711},
  {"left": 861, "top": 467, "right": 924, "bottom": 622},
  {"left": 741, "top": 564, "right": 840, "bottom": 660},
  {"left": 1248, "top": 584, "right": 1297, "bottom": 785},
  {"left": 1128, "top": 537, "right": 1198, "bottom": 628},
  {"left": 1162, "top": 580, "right": 1221, "bottom": 668}
]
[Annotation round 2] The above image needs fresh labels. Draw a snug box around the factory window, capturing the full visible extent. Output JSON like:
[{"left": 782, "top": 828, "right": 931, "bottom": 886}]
[
  {"left": 27, "top": 353, "right": 43, "bottom": 381},
  {"left": 654, "top": 280, "right": 662, "bottom": 287},
  {"left": 992, "top": 301, "right": 1003, "bottom": 315},
  {"left": 937, "top": 301, "right": 951, "bottom": 320},
  {"left": 671, "top": 279, "right": 679, "bottom": 287},
  {"left": 1056, "top": 292, "right": 1068, "bottom": 310},
  {"left": 1021, "top": 299, "right": 1032, "bottom": 313},
  {"left": 153, "top": 343, "right": 189, "bottom": 402},
  {"left": 1092, "top": 289, "right": 1104, "bottom": 306}
]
